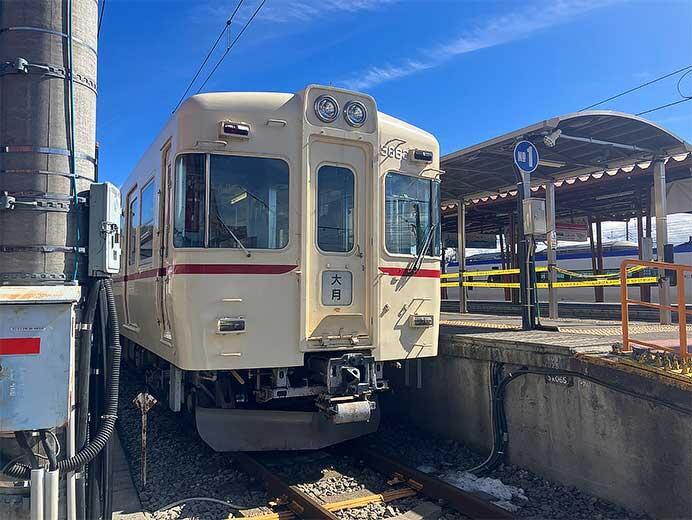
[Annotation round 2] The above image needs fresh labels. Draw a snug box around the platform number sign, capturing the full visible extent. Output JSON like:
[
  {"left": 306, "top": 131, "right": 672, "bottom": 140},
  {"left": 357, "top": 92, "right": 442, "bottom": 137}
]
[
  {"left": 513, "top": 140, "right": 539, "bottom": 174},
  {"left": 322, "top": 270, "right": 353, "bottom": 306}
]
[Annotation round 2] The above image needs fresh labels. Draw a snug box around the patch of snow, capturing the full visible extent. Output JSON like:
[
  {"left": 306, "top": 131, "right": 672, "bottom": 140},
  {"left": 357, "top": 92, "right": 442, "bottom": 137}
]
[
  {"left": 492, "top": 500, "right": 521, "bottom": 512},
  {"left": 416, "top": 465, "right": 437, "bottom": 474},
  {"left": 442, "top": 471, "right": 528, "bottom": 504}
]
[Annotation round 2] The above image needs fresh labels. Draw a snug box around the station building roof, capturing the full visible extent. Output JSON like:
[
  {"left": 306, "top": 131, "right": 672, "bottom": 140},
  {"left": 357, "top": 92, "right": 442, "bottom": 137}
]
[{"left": 439, "top": 111, "right": 692, "bottom": 233}]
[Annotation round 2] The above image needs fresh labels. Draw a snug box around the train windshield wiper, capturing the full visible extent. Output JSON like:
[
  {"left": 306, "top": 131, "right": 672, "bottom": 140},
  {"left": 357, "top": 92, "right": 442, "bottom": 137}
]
[{"left": 405, "top": 223, "right": 436, "bottom": 277}]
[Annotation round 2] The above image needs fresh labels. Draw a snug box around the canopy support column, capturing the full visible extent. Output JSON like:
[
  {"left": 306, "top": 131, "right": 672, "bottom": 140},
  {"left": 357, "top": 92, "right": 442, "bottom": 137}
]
[
  {"left": 545, "top": 181, "right": 558, "bottom": 319},
  {"left": 595, "top": 219, "right": 605, "bottom": 303},
  {"left": 653, "top": 158, "right": 672, "bottom": 324},
  {"left": 457, "top": 201, "right": 467, "bottom": 313}
]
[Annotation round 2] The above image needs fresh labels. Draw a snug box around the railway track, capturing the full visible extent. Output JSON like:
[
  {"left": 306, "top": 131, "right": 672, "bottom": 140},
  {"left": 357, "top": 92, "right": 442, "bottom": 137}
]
[{"left": 234, "top": 443, "right": 512, "bottom": 520}]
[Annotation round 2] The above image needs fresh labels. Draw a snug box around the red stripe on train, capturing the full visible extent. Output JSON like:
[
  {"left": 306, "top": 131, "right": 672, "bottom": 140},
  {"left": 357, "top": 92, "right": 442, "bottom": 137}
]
[
  {"left": 113, "top": 264, "right": 297, "bottom": 282},
  {"left": 0, "top": 337, "right": 41, "bottom": 355},
  {"left": 172, "top": 264, "right": 297, "bottom": 275},
  {"left": 378, "top": 267, "right": 441, "bottom": 278}
]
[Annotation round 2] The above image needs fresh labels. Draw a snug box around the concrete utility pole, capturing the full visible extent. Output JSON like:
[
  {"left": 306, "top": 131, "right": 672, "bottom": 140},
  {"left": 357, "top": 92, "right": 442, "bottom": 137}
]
[
  {"left": 0, "top": 0, "right": 98, "bottom": 285},
  {"left": 0, "top": 2, "right": 99, "bottom": 520}
]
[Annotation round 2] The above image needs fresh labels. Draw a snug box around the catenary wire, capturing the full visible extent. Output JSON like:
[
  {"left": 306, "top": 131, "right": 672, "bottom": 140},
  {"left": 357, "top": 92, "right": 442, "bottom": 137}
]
[
  {"left": 97, "top": 0, "right": 106, "bottom": 36},
  {"left": 172, "top": 0, "right": 245, "bottom": 113},
  {"left": 579, "top": 64, "right": 692, "bottom": 111},
  {"left": 195, "top": 0, "right": 268, "bottom": 94},
  {"left": 636, "top": 97, "right": 692, "bottom": 116},
  {"left": 636, "top": 68, "right": 692, "bottom": 116}
]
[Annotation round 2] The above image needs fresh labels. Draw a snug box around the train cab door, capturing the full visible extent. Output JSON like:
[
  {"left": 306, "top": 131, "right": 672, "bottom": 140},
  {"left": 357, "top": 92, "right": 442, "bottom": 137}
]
[
  {"left": 306, "top": 140, "right": 371, "bottom": 347},
  {"left": 156, "top": 142, "right": 173, "bottom": 343},
  {"left": 123, "top": 186, "right": 139, "bottom": 328}
]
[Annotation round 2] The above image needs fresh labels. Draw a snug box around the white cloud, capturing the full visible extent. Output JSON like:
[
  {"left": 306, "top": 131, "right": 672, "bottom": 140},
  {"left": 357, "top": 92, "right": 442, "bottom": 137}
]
[
  {"left": 342, "top": 0, "right": 610, "bottom": 90},
  {"left": 259, "top": 0, "right": 399, "bottom": 24}
]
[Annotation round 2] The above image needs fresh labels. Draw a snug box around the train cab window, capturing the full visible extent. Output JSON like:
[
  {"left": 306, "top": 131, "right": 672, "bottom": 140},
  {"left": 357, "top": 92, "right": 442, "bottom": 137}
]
[
  {"left": 208, "top": 155, "right": 289, "bottom": 249},
  {"left": 385, "top": 172, "right": 441, "bottom": 257},
  {"left": 127, "top": 195, "right": 138, "bottom": 266},
  {"left": 174, "top": 154, "right": 206, "bottom": 247},
  {"left": 317, "top": 165, "right": 354, "bottom": 253},
  {"left": 139, "top": 181, "right": 156, "bottom": 263}
]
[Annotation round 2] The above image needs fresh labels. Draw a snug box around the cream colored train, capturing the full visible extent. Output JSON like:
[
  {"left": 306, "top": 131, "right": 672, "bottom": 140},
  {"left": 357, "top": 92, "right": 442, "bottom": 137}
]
[{"left": 114, "top": 85, "right": 441, "bottom": 451}]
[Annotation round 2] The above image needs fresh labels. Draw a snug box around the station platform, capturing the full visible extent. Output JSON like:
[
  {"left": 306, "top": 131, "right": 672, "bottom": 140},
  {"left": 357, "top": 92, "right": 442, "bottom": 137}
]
[
  {"left": 439, "top": 312, "right": 691, "bottom": 367},
  {"left": 441, "top": 299, "right": 691, "bottom": 323},
  {"left": 387, "top": 313, "right": 692, "bottom": 519}
]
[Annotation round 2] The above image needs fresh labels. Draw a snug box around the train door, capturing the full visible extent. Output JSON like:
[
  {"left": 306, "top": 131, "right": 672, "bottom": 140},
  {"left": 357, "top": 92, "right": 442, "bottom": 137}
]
[
  {"left": 124, "top": 186, "right": 138, "bottom": 328},
  {"left": 157, "top": 143, "right": 173, "bottom": 343},
  {"left": 306, "top": 140, "right": 371, "bottom": 345}
]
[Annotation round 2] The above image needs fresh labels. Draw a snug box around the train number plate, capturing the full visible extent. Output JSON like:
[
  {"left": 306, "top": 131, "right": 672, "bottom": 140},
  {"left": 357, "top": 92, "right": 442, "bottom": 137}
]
[
  {"left": 545, "top": 374, "right": 574, "bottom": 387},
  {"left": 322, "top": 270, "right": 352, "bottom": 306}
]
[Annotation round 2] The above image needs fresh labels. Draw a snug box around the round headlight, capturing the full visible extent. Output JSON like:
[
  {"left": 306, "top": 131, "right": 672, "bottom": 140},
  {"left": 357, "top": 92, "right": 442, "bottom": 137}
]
[
  {"left": 314, "top": 95, "right": 339, "bottom": 123},
  {"left": 343, "top": 100, "right": 367, "bottom": 127}
]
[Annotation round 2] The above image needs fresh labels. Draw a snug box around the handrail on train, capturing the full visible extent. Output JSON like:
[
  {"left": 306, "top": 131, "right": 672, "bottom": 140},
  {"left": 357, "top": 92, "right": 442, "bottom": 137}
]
[{"left": 619, "top": 259, "right": 691, "bottom": 361}]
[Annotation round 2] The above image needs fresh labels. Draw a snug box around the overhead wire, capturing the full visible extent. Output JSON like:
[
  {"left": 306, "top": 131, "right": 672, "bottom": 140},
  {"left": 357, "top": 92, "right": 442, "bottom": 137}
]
[
  {"left": 97, "top": 0, "right": 106, "bottom": 36},
  {"left": 172, "top": 0, "right": 246, "bottom": 113},
  {"left": 636, "top": 68, "right": 692, "bottom": 116},
  {"left": 195, "top": 0, "right": 268, "bottom": 95},
  {"left": 579, "top": 64, "right": 692, "bottom": 111}
]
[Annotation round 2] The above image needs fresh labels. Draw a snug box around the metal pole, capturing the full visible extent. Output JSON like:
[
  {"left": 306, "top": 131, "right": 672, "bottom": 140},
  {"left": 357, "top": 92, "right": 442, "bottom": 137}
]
[
  {"left": 636, "top": 206, "right": 646, "bottom": 303},
  {"left": 0, "top": 0, "right": 98, "bottom": 283},
  {"left": 653, "top": 159, "right": 672, "bottom": 324},
  {"left": 457, "top": 201, "right": 467, "bottom": 313},
  {"left": 545, "top": 182, "right": 558, "bottom": 319},
  {"left": 595, "top": 219, "right": 604, "bottom": 303},
  {"left": 515, "top": 168, "right": 533, "bottom": 330}
]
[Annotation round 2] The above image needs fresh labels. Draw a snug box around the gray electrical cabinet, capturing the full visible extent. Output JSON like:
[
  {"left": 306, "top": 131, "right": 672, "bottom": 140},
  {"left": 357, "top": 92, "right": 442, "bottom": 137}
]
[
  {"left": 522, "top": 198, "right": 547, "bottom": 236},
  {"left": 88, "top": 182, "right": 122, "bottom": 277},
  {"left": 0, "top": 286, "right": 80, "bottom": 433}
]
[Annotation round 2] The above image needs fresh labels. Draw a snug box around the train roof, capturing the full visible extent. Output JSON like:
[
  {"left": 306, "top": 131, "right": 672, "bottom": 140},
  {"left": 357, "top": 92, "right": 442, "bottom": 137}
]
[
  {"left": 121, "top": 87, "right": 437, "bottom": 190},
  {"left": 177, "top": 89, "right": 438, "bottom": 146}
]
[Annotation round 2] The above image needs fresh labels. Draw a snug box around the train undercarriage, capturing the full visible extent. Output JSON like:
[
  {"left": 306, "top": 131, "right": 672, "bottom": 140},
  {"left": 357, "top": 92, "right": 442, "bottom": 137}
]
[{"left": 123, "top": 338, "right": 389, "bottom": 450}]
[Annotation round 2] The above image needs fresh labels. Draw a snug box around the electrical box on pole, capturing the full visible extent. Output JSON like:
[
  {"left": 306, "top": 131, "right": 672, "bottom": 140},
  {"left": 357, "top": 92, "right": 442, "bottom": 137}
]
[
  {"left": 88, "top": 182, "right": 122, "bottom": 277},
  {"left": 522, "top": 198, "right": 547, "bottom": 236}
]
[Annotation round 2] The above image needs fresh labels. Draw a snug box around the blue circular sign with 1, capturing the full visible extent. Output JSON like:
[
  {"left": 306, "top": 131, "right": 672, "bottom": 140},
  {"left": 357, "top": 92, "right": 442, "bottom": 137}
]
[{"left": 513, "top": 140, "right": 539, "bottom": 173}]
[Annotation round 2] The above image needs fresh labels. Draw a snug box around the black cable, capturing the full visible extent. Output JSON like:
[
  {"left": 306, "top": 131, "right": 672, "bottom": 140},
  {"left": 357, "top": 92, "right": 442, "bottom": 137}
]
[
  {"left": 636, "top": 70, "right": 692, "bottom": 116},
  {"left": 97, "top": 0, "right": 106, "bottom": 36},
  {"left": 195, "top": 0, "right": 268, "bottom": 94},
  {"left": 172, "top": 0, "right": 245, "bottom": 113},
  {"left": 4, "top": 279, "right": 122, "bottom": 480},
  {"left": 580, "top": 64, "right": 692, "bottom": 111},
  {"left": 14, "top": 432, "right": 38, "bottom": 470},
  {"left": 471, "top": 364, "right": 692, "bottom": 476},
  {"left": 39, "top": 432, "right": 57, "bottom": 472},
  {"left": 636, "top": 97, "right": 692, "bottom": 116}
]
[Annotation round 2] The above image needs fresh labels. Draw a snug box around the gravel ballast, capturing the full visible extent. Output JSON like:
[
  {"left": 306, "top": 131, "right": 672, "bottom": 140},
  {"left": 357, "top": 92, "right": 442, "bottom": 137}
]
[{"left": 117, "top": 367, "right": 651, "bottom": 519}]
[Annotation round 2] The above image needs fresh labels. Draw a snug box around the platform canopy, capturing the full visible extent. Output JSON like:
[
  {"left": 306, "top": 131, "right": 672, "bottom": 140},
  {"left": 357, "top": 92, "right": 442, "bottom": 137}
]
[{"left": 441, "top": 111, "right": 692, "bottom": 207}]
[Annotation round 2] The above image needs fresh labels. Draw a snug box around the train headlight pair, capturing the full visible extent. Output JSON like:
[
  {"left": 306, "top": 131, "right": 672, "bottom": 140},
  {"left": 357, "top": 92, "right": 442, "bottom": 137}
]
[{"left": 314, "top": 95, "right": 367, "bottom": 127}]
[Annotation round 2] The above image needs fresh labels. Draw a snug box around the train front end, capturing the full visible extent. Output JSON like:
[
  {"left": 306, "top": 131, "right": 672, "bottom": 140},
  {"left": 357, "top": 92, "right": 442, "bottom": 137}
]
[{"left": 123, "top": 86, "right": 440, "bottom": 450}]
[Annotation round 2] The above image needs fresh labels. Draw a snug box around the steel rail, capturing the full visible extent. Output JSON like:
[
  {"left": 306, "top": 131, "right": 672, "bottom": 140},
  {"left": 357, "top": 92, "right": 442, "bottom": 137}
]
[
  {"left": 347, "top": 443, "right": 513, "bottom": 520},
  {"left": 233, "top": 453, "right": 340, "bottom": 520}
]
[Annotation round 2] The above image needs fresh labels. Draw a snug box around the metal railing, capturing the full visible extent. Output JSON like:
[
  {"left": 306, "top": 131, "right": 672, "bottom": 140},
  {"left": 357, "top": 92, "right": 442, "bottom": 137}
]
[{"left": 620, "top": 259, "right": 691, "bottom": 361}]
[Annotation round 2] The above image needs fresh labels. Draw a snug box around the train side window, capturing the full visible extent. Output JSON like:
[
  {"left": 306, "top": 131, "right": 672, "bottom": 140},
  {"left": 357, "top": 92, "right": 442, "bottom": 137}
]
[
  {"left": 317, "top": 165, "right": 354, "bottom": 253},
  {"left": 385, "top": 172, "right": 440, "bottom": 256},
  {"left": 174, "top": 154, "right": 206, "bottom": 247},
  {"left": 127, "top": 195, "right": 138, "bottom": 266},
  {"left": 208, "top": 155, "right": 289, "bottom": 249},
  {"left": 139, "top": 180, "right": 156, "bottom": 263}
]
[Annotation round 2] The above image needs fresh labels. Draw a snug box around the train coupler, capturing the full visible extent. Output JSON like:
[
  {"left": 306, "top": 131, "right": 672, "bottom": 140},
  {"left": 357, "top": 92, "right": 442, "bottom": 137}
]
[{"left": 316, "top": 395, "right": 377, "bottom": 424}]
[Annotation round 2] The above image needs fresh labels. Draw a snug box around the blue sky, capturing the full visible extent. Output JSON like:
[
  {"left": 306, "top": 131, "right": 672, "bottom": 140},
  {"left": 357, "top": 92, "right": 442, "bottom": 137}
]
[{"left": 97, "top": 0, "right": 692, "bottom": 187}]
